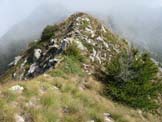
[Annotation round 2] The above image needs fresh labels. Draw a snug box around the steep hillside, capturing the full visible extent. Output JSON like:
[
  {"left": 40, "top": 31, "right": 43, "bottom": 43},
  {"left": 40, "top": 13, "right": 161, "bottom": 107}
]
[{"left": 1, "top": 12, "right": 162, "bottom": 122}]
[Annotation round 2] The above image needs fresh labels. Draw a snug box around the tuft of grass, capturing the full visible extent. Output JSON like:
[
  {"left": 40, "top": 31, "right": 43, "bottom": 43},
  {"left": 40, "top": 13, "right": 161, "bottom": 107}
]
[
  {"left": 2, "top": 90, "right": 17, "bottom": 103},
  {"left": 22, "top": 82, "right": 39, "bottom": 98},
  {"left": 0, "top": 100, "right": 14, "bottom": 122},
  {"left": 63, "top": 56, "right": 84, "bottom": 76},
  {"left": 40, "top": 93, "right": 56, "bottom": 108},
  {"left": 49, "top": 69, "right": 65, "bottom": 78},
  {"left": 64, "top": 43, "right": 85, "bottom": 63}
]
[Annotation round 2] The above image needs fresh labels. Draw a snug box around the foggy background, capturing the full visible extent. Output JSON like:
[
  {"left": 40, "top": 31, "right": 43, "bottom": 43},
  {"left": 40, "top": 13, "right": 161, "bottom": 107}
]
[{"left": 0, "top": 0, "right": 162, "bottom": 74}]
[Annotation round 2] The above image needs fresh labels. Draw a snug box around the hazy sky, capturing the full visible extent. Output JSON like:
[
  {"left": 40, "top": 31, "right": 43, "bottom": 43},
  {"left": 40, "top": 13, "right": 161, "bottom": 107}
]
[{"left": 0, "top": 0, "right": 162, "bottom": 37}]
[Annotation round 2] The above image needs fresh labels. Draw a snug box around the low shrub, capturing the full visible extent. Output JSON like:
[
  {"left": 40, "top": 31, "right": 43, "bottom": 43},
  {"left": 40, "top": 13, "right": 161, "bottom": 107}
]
[
  {"left": 64, "top": 43, "right": 85, "bottom": 62},
  {"left": 41, "top": 25, "right": 58, "bottom": 40},
  {"left": 104, "top": 49, "right": 161, "bottom": 111}
]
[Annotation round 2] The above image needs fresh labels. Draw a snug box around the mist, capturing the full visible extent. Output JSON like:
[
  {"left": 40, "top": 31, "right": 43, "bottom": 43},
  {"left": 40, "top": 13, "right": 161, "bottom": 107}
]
[{"left": 0, "top": 0, "right": 162, "bottom": 73}]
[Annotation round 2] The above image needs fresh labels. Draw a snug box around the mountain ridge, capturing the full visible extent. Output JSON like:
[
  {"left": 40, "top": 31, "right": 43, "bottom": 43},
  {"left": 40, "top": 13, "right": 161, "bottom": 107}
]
[
  {"left": 0, "top": 12, "right": 162, "bottom": 122},
  {"left": 4, "top": 12, "right": 128, "bottom": 81}
]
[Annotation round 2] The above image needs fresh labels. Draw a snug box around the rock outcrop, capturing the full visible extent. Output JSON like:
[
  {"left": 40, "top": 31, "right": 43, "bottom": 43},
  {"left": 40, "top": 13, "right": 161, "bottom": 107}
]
[{"left": 7, "top": 12, "right": 128, "bottom": 80}]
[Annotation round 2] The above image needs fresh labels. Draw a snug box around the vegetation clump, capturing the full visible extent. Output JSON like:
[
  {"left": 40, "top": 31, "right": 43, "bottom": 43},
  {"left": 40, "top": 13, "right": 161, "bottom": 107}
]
[
  {"left": 104, "top": 49, "right": 162, "bottom": 111},
  {"left": 41, "top": 25, "right": 58, "bottom": 40},
  {"left": 64, "top": 43, "right": 85, "bottom": 63}
]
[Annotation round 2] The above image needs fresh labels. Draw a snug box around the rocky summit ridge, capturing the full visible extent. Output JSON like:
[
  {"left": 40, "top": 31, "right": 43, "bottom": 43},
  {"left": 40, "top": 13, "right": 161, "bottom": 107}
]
[{"left": 6, "top": 12, "right": 128, "bottom": 81}]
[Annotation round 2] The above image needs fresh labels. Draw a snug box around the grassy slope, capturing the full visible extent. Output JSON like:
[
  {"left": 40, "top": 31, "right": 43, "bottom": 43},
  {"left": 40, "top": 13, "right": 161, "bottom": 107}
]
[{"left": 0, "top": 70, "right": 161, "bottom": 122}]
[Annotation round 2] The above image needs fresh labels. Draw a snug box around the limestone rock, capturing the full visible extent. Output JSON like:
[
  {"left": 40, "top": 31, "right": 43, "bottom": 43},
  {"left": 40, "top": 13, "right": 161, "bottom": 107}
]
[
  {"left": 28, "top": 63, "right": 37, "bottom": 74},
  {"left": 87, "top": 120, "right": 95, "bottom": 122},
  {"left": 9, "top": 56, "right": 21, "bottom": 67},
  {"left": 9, "top": 85, "right": 24, "bottom": 93},
  {"left": 34, "top": 49, "right": 42, "bottom": 60},
  {"left": 104, "top": 113, "right": 114, "bottom": 122},
  {"left": 15, "top": 114, "right": 25, "bottom": 122}
]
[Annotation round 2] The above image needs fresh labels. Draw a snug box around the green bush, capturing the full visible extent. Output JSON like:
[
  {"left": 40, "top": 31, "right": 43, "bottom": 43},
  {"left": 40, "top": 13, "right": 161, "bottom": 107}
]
[
  {"left": 64, "top": 43, "right": 85, "bottom": 62},
  {"left": 41, "top": 25, "right": 58, "bottom": 40},
  {"left": 104, "top": 49, "right": 161, "bottom": 111}
]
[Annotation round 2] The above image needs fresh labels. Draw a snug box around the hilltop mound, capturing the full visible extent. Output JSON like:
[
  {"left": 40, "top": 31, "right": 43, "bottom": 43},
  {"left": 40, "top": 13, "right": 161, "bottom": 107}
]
[
  {"left": 5, "top": 12, "right": 128, "bottom": 81},
  {"left": 1, "top": 13, "right": 162, "bottom": 122}
]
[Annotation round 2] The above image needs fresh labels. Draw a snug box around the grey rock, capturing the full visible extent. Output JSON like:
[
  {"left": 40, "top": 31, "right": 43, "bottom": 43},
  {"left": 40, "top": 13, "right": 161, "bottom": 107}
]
[
  {"left": 28, "top": 63, "right": 37, "bottom": 74},
  {"left": 9, "top": 85, "right": 24, "bottom": 93},
  {"left": 15, "top": 114, "right": 25, "bottom": 122},
  {"left": 104, "top": 113, "right": 114, "bottom": 122},
  {"left": 9, "top": 56, "right": 22, "bottom": 67},
  {"left": 34, "top": 49, "right": 42, "bottom": 60}
]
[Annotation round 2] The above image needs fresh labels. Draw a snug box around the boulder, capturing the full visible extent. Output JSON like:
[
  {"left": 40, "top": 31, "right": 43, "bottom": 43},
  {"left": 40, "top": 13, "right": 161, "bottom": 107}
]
[
  {"left": 15, "top": 114, "right": 25, "bottom": 122},
  {"left": 104, "top": 113, "right": 114, "bottom": 122},
  {"left": 34, "top": 49, "right": 42, "bottom": 60},
  {"left": 9, "top": 85, "right": 24, "bottom": 93},
  {"left": 60, "top": 38, "right": 69, "bottom": 52}
]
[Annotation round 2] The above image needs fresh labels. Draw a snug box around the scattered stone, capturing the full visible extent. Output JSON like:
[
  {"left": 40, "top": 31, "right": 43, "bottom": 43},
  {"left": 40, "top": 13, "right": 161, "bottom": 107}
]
[
  {"left": 83, "top": 64, "right": 92, "bottom": 75},
  {"left": 34, "top": 49, "right": 42, "bottom": 60},
  {"left": 21, "top": 59, "right": 27, "bottom": 69},
  {"left": 9, "top": 85, "right": 24, "bottom": 93},
  {"left": 89, "top": 48, "right": 102, "bottom": 64},
  {"left": 59, "top": 38, "right": 69, "bottom": 52},
  {"left": 96, "top": 36, "right": 104, "bottom": 42},
  {"left": 87, "top": 39, "right": 92, "bottom": 44},
  {"left": 49, "top": 58, "right": 59, "bottom": 63},
  {"left": 104, "top": 113, "right": 114, "bottom": 122},
  {"left": 85, "top": 28, "right": 95, "bottom": 38},
  {"left": 103, "top": 41, "right": 109, "bottom": 48},
  {"left": 9, "top": 56, "right": 22, "bottom": 67},
  {"left": 15, "top": 114, "right": 25, "bottom": 122},
  {"left": 43, "top": 73, "right": 50, "bottom": 77},
  {"left": 50, "top": 38, "right": 56, "bottom": 44},
  {"left": 92, "top": 48, "right": 97, "bottom": 57},
  {"left": 52, "top": 86, "right": 59, "bottom": 90},
  {"left": 63, "top": 106, "right": 70, "bottom": 113},
  {"left": 12, "top": 73, "right": 17, "bottom": 78},
  {"left": 87, "top": 120, "right": 95, "bottom": 122},
  {"left": 75, "top": 40, "right": 86, "bottom": 50},
  {"left": 102, "top": 25, "right": 107, "bottom": 33},
  {"left": 28, "top": 63, "right": 37, "bottom": 74}
]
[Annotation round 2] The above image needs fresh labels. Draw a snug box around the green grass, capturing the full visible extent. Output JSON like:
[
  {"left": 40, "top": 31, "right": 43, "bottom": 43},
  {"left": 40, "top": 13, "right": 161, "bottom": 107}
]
[{"left": 49, "top": 69, "right": 65, "bottom": 77}]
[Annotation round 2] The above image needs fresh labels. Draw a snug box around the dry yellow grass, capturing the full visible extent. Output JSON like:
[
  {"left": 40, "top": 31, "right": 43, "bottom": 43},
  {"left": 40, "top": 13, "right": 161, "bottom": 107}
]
[{"left": 0, "top": 72, "right": 161, "bottom": 122}]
